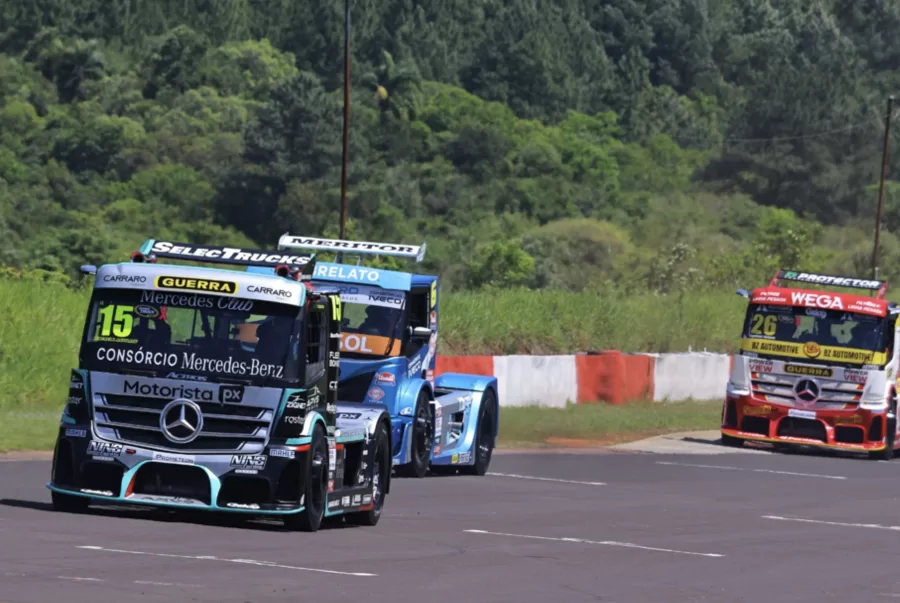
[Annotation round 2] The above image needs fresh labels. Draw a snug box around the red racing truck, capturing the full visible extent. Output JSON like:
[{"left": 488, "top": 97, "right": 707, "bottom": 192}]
[{"left": 721, "top": 269, "right": 900, "bottom": 459}]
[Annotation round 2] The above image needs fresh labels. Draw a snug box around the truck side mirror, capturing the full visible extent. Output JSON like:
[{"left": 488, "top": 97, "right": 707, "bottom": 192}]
[
  {"left": 411, "top": 327, "right": 431, "bottom": 341},
  {"left": 80, "top": 265, "right": 97, "bottom": 275},
  {"left": 736, "top": 288, "right": 749, "bottom": 298}
]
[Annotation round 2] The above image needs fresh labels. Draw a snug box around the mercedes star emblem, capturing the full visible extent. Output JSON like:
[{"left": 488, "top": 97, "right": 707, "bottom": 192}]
[
  {"left": 160, "top": 398, "right": 204, "bottom": 444},
  {"left": 793, "top": 378, "right": 820, "bottom": 405}
]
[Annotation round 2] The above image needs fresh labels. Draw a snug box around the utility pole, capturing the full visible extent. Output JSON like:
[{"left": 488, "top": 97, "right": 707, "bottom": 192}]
[
  {"left": 873, "top": 95, "right": 894, "bottom": 281},
  {"left": 338, "top": 0, "right": 351, "bottom": 243}
]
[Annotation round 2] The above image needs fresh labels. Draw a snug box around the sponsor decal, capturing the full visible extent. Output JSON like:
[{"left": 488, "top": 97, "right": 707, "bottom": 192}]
[
  {"left": 102, "top": 274, "right": 146, "bottom": 284},
  {"left": 289, "top": 236, "right": 419, "bottom": 255},
  {"left": 96, "top": 348, "right": 284, "bottom": 379},
  {"left": 269, "top": 448, "right": 294, "bottom": 459},
  {"left": 749, "top": 360, "right": 774, "bottom": 373},
  {"left": 65, "top": 428, "right": 87, "bottom": 438},
  {"left": 285, "top": 392, "right": 306, "bottom": 410},
  {"left": 362, "top": 494, "right": 372, "bottom": 504},
  {"left": 124, "top": 379, "right": 215, "bottom": 401},
  {"left": 743, "top": 405, "right": 771, "bottom": 416},
  {"left": 740, "top": 339, "right": 887, "bottom": 365},
  {"left": 135, "top": 305, "right": 160, "bottom": 318},
  {"left": 375, "top": 372, "right": 396, "bottom": 386},
  {"left": 328, "top": 350, "right": 340, "bottom": 368},
  {"left": 451, "top": 453, "right": 459, "bottom": 464},
  {"left": 408, "top": 356, "right": 423, "bottom": 378},
  {"left": 399, "top": 406, "right": 413, "bottom": 416},
  {"left": 247, "top": 285, "right": 292, "bottom": 298},
  {"left": 226, "top": 502, "right": 261, "bottom": 509},
  {"left": 150, "top": 241, "right": 311, "bottom": 266},
  {"left": 790, "top": 292, "right": 844, "bottom": 310},
  {"left": 283, "top": 415, "right": 304, "bottom": 425},
  {"left": 367, "top": 387, "right": 385, "bottom": 401},
  {"left": 152, "top": 451, "right": 195, "bottom": 465},
  {"left": 339, "top": 333, "right": 401, "bottom": 356},
  {"left": 788, "top": 408, "right": 817, "bottom": 420},
  {"left": 341, "top": 495, "right": 350, "bottom": 506},
  {"left": 166, "top": 372, "right": 208, "bottom": 381},
  {"left": 352, "top": 494, "right": 361, "bottom": 505},
  {"left": 307, "top": 386, "right": 322, "bottom": 407},
  {"left": 367, "top": 291, "right": 403, "bottom": 306},
  {"left": 434, "top": 445, "right": 441, "bottom": 455},
  {"left": 88, "top": 440, "right": 122, "bottom": 457},
  {"left": 140, "top": 290, "right": 253, "bottom": 311},
  {"left": 781, "top": 271, "right": 882, "bottom": 290},
  {"left": 328, "top": 498, "right": 341, "bottom": 509},
  {"left": 328, "top": 480, "right": 335, "bottom": 492},
  {"left": 219, "top": 385, "right": 245, "bottom": 404},
  {"left": 337, "top": 412, "right": 362, "bottom": 420},
  {"left": 230, "top": 455, "right": 267, "bottom": 471},
  {"left": 833, "top": 414, "right": 863, "bottom": 425},
  {"left": 435, "top": 416, "right": 443, "bottom": 434},
  {"left": 784, "top": 365, "right": 833, "bottom": 378},
  {"left": 314, "top": 264, "right": 380, "bottom": 283},
  {"left": 458, "top": 452, "right": 472, "bottom": 464},
  {"left": 844, "top": 369, "right": 868, "bottom": 384},
  {"left": 155, "top": 275, "right": 238, "bottom": 295}
]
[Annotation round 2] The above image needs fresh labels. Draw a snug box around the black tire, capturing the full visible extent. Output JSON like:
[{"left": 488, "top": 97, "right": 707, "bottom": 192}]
[
  {"left": 51, "top": 490, "right": 90, "bottom": 513},
  {"left": 871, "top": 402, "right": 897, "bottom": 461},
  {"left": 461, "top": 390, "right": 496, "bottom": 476},
  {"left": 346, "top": 421, "right": 390, "bottom": 526},
  {"left": 720, "top": 433, "right": 743, "bottom": 448},
  {"left": 396, "top": 391, "right": 433, "bottom": 478},
  {"left": 284, "top": 423, "right": 328, "bottom": 532}
]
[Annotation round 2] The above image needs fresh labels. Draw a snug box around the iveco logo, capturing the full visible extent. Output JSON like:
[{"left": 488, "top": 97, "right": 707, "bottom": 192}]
[
  {"left": 160, "top": 398, "right": 204, "bottom": 444},
  {"left": 794, "top": 379, "right": 820, "bottom": 405}
]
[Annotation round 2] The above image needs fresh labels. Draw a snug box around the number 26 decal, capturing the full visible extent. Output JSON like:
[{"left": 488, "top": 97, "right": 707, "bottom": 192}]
[{"left": 750, "top": 313, "right": 777, "bottom": 337}]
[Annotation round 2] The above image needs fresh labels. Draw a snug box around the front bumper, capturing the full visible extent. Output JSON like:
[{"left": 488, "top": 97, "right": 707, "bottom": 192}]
[
  {"left": 721, "top": 394, "right": 890, "bottom": 452},
  {"left": 48, "top": 427, "right": 313, "bottom": 515}
]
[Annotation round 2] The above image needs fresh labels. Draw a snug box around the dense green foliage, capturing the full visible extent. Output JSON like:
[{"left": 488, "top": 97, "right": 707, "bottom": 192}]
[{"left": 2, "top": 0, "right": 900, "bottom": 294}]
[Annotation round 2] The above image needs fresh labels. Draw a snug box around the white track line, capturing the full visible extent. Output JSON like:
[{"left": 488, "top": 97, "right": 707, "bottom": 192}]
[
  {"left": 656, "top": 461, "right": 846, "bottom": 480},
  {"left": 464, "top": 529, "right": 723, "bottom": 558},
  {"left": 487, "top": 472, "right": 606, "bottom": 486},
  {"left": 763, "top": 515, "right": 900, "bottom": 531},
  {"left": 76, "top": 546, "right": 376, "bottom": 577},
  {"left": 134, "top": 580, "right": 204, "bottom": 588},
  {"left": 57, "top": 576, "right": 104, "bottom": 582}
]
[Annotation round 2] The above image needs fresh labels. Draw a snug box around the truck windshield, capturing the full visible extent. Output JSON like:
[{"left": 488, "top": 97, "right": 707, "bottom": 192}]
[
  {"left": 311, "top": 283, "right": 406, "bottom": 358},
  {"left": 742, "top": 304, "right": 888, "bottom": 365},
  {"left": 79, "top": 288, "right": 301, "bottom": 385}
]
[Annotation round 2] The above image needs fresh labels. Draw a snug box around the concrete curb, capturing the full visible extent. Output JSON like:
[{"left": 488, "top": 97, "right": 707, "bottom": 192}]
[{"left": 608, "top": 430, "right": 771, "bottom": 455}]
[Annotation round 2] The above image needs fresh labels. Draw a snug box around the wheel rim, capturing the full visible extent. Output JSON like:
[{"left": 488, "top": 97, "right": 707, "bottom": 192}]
[
  {"left": 309, "top": 440, "right": 327, "bottom": 515},
  {"left": 414, "top": 402, "right": 432, "bottom": 463},
  {"left": 477, "top": 408, "right": 493, "bottom": 464},
  {"left": 372, "top": 435, "right": 384, "bottom": 511}
]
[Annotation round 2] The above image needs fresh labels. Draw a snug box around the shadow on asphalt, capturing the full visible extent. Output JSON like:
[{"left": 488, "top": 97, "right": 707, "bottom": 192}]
[
  {"left": 679, "top": 436, "right": 878, "bottom": 461},
  {"left": 0, "top": 497, "right": 361, "bottom": 532}
]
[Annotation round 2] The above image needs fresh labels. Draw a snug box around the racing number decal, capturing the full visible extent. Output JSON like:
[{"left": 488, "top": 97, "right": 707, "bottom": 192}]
[
  {"left": 97, "top": 304, "right": 134, "bottom": 338},
  {"left": 750, "top": 313, "right": 777, "bottom": 337},
  {"left": 430, "top": 280, "right": 437, "bottom": 309},
  {"left": 330, "top": 295, "right": 342, "bottom": 322}
]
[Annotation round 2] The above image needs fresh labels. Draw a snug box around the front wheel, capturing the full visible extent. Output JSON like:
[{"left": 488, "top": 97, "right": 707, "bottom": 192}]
[
  {"left": 284, "top": 423, "right": 328, "bottom": 532},
  {"left": 461, "top": 390, "right": 496, "bottom": 476},
  {"left": 346, "top": 421, "right": 390, "bottom": 526},
  {"left": 871, "top": 404, "right": 897, "bottom": 461},
  {"left": 396, "top": 392, "right": 433, "bottom": 478}
]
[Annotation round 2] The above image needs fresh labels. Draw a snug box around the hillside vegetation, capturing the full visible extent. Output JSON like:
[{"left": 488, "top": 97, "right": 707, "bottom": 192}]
[{"left": 1, "top": 0, "right": 900, "bottom": 296}]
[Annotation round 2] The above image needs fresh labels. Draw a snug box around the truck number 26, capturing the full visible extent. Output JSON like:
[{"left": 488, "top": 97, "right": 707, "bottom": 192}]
[{"left": 750, "top": 313, "right": 777, "bottom": 337}]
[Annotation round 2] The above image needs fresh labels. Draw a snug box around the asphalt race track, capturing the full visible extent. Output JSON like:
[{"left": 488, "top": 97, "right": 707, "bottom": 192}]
[{"left": 4, "top": 444, "right": 900, "bottom": 603}]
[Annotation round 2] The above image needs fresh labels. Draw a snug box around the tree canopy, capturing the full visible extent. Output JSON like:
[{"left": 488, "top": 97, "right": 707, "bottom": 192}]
[{"left": 0, "top": 0, "right": 898, "bottom": 292}]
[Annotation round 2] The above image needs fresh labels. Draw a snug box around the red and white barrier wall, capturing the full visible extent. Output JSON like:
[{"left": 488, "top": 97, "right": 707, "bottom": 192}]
[{"left": 435, "top": 351, "right": 732, "bottom": 407}]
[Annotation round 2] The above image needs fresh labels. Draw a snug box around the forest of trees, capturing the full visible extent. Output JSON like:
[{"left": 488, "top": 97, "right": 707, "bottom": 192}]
[{"left": 2, "top": 0, "right": 900, "bottom": 293}]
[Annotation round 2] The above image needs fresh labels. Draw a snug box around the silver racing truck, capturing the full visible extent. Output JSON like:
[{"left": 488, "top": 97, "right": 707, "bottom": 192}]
[{"left": 48, "top": 241, "right": 393, "bottom": 531}]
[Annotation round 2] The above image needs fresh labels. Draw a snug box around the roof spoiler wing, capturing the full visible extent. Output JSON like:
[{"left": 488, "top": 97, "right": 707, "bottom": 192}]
[
  {"left": 277, "top": 234, "right": 426, "bottom": 263},
  {"left": 769, "top": 269, "right": 889, "bottom": 299},
  {"left": 135, "top": 239, "right": 314, "bottom": 269}
]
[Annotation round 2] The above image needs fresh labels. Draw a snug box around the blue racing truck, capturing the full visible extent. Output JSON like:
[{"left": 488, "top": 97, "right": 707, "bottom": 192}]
[
  {"left": 48, "top": 240, "right": 394, "bottom": 531},
  {"left": 249, "top": 234, "right": 500, "bottom": 478}
]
